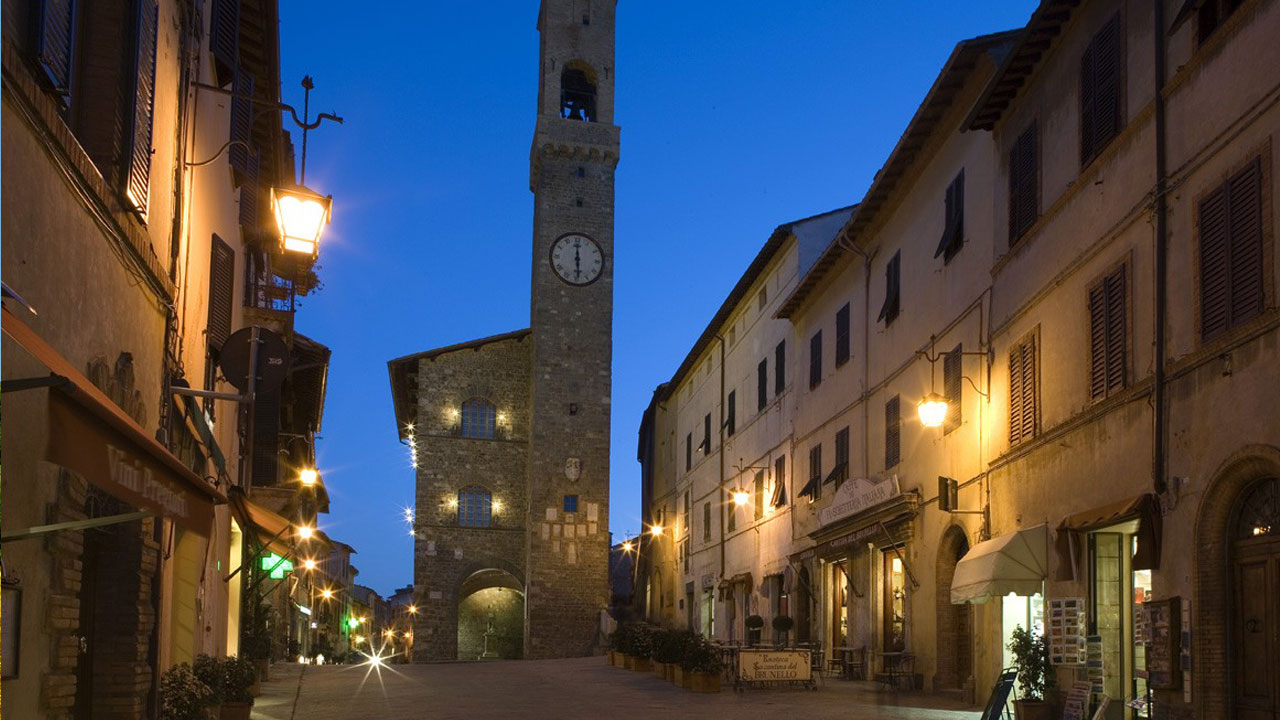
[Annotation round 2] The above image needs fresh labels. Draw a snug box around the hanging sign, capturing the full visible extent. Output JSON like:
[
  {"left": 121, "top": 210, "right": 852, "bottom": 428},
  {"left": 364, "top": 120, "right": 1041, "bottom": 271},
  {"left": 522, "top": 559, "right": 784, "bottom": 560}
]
[{"left": 818, "top": 474, "right": 901, "bottom": 527}]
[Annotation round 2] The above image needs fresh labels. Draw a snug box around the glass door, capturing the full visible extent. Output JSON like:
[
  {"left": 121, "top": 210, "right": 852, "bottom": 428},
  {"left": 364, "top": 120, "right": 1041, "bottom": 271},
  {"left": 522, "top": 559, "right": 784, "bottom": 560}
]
[
  {"left": 832, "top": 560, "right": 849, "bottom": 650},
  {"left": 883, "top": 551, "right": 906, "bottom": 652}
]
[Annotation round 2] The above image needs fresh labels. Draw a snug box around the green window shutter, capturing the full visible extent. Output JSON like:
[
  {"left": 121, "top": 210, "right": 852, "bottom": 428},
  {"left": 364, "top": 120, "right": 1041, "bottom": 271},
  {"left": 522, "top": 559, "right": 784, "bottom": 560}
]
[{"left": 125, "top": 0, "right": 159, "bottom": 217}]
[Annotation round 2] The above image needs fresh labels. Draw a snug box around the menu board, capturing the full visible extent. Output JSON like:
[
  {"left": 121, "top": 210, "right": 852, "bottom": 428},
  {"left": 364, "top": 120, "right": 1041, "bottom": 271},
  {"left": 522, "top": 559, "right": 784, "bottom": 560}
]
[
  {"left": 1143, "top": 597, "right": 1182, "bottom": 690},
  {"left": 1048, "top": 597, "right": 1087, "bottom": 665}
]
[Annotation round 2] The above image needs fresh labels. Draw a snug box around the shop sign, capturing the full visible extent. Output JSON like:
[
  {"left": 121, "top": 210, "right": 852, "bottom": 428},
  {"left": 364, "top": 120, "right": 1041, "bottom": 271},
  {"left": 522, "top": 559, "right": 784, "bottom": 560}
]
[
  {"left": 737, "top": 649, "right": 811, "bottom": 682},
  {"left": 818, "top": 474, "right": 901, "bottom": 527}
]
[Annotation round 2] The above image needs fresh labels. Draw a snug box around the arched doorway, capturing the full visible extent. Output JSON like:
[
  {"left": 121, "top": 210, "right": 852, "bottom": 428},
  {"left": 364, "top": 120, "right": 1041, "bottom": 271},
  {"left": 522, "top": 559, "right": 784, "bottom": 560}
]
[
  {"left": 1231, "top": 477, "right": 1280, "bottom": 718},
  {"left": 457, "top": 568, "right": 524, "bottom": 661},
  {"left": 935, "top": 525, "right": 973, "bottom": 692},
  {"left": 1193, "top": 445, "right": 1280, "bottom": 718}
]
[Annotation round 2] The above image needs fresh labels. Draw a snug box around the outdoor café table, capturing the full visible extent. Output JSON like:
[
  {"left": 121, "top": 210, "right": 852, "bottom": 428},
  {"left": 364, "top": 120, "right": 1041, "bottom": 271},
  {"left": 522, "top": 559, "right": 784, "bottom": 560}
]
[
  {"left": 719, "top": 644, "right": 740, "bottom": 680},
  {"left": 834, "top": 646, "right": 865, "bottom": 680},
  {"left": 878, "top": 652, "right": 915, "bottom": 690}
]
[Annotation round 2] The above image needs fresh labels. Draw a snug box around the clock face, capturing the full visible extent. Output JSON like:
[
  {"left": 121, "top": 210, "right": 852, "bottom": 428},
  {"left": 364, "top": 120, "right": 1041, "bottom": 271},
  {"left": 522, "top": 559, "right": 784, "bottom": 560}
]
[{"left": 550, "top": 233, "right": 604, "bottom": 286}]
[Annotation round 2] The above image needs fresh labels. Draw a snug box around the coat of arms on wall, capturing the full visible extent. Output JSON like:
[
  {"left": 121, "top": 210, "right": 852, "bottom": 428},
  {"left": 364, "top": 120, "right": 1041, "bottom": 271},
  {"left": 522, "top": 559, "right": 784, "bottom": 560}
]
[{"left": 564, "top": 457, "right": 582, "bottom": 482}]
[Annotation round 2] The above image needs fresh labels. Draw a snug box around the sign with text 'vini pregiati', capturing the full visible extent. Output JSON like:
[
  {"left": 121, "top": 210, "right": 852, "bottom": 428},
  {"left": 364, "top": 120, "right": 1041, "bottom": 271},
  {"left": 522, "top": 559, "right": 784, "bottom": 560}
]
[{"left": 737, "top": 650, "right": 812, "bottom": 682}]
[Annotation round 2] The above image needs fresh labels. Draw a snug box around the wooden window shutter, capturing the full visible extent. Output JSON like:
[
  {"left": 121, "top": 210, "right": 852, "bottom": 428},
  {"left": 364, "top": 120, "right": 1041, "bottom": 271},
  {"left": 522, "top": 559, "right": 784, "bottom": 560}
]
[
  {"left": 230, "top": 68, "right": 254, "bottom": 178},
  {"left": 809, "top": 331, "right": 822, "bottom": 389},
  {"left": 936, "top": 170, "right": 965, "bottom": 262},
  {"left": 835, "top": 303, "right": 851, "bottom": 366},
  {"left": 1088, "top": 282, "right": 1109, "bottom": 399},
  {"left": 885, "top": 395, "right": 901, "bottom": 468},
  {"left": 1228, "top": 157, "right": 1264, "bottom": 326},
  {"left": 207, "top": 235, "right": 235, "bottom": 351},
  {"left": 1081, "top": 14, "right": 1122, "bottom": 166},
  {"left": 943, "top": 344, "right": 962, "bottom": 432},
  {"left": 775, "top": 340, "right": 785, "bottom": 394},
  {"left": 210, "top": 0, "right": 239, "bottom": 87},
  {"left": 1008, "top": 346, "right": 1024, "bottom": 444},
  {"left": 878, "top": 252, "right": 901, "bottom": 324},
  {"left": 1104, "top": 267, "right": 1126, "bottom": 394},
  {"left": 686, "top": 432, "right": 692, "bottom": 471},
  {"left": 1009, "top": 337, "right": 1038, "bottom": 445},
  {"left": 36, "top": 0, "right": 75, "bottom": 96},
  {"left": 757, "top": 359, "right": 768, "bottom": 411},
  {"left": 1009, "top": 124, "right": 1038, "bottom": 244},
  {"left": 251, "top": 389, "right": 280, "bottom": 487},
  {"left": 125, "top": 0, "right": 159, "bottom": 217},
  {"left": 239, "top": 151, "right": 259, "bottom": 229},
  {"left": 726, "top": 390, "right": 736, "bottom": 436},
  {"left": 1199, "top": 184, "right": 1231, "bottom": 340}
]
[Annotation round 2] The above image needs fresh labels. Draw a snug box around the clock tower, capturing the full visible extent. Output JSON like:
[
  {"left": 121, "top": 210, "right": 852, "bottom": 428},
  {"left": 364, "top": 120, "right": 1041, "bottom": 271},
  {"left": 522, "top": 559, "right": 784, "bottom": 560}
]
[{"left": 525, "top": 0, "right": 619, "bottom": 658}]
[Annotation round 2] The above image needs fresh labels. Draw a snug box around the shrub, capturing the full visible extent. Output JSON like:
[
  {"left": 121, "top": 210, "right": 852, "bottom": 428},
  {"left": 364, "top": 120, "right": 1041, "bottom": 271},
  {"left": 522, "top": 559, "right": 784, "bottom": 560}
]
[
  {"left": 159, "top": 663, "right": 214, "bottom": 720},
  {"left": 680, "top": 637, "right": 724, "bottom": 675},
  {"left": 613, "top": 622, "right": 654, "bottom": 657},
  {"left": 191, "top": 654, "right": 224, "bottom": 705},
  {"left": 653, "top": 629, "right": 698, "bottom": 664},
  {"left": 771, "top": 615, "right": 794, "bottom": 634},
  {"left": 221, "top": 655, "right": 257, "bottom": 704},
  {"left": 744, "top": 615, "right": 765, "bottom": 629}
]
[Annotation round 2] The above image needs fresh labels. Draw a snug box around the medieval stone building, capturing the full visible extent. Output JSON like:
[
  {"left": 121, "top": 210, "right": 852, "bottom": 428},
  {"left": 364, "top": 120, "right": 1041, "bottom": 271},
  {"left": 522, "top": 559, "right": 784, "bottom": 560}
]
[{"left": 388, "top": 0, "right": 617, "bottom": 661}]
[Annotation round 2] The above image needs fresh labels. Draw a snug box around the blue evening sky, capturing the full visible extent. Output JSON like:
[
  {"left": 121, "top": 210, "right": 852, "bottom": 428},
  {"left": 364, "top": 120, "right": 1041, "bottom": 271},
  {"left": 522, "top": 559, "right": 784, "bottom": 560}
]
[{"left": 279, "top": 1, "right": 1038, "bottom": 597}]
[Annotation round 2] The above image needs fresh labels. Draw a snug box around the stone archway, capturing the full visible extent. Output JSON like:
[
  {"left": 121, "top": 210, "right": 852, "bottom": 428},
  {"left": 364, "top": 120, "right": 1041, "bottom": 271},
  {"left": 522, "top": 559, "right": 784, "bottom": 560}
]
[
  {"left": 457, "top": 568, "right": 524, "bottom": 661},
  {"left": 1192, "top": 444, "right": 1280, "bottom": 718},
  {"left": 935, "top": 525, "right": 972, "bottom": 692}
]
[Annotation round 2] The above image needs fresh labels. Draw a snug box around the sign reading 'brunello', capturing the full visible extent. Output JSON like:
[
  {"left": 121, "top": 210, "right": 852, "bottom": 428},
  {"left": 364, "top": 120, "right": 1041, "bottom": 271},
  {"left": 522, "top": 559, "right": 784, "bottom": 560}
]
[
  {"left": 737, "top": 650, "right": 812, "bottom": 682},
  {"left": 817, "top": 474, "right": 902, "bottom": 527}
]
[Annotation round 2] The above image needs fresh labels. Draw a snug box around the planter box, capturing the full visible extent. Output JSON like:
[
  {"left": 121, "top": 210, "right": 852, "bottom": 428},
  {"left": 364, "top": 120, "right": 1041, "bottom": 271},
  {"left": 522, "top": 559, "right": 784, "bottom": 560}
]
[
  {"left": 673, "top": 666, "right": 693, "bottom": 689},
  {"left": 653, "top": 660, "right": 668, "bottom": 678},
  {"left": 630, "top": 656, "right": 652, "bottom": 672},
  {"left": 663, "top": 662, "right": 676, "bottom": 682},
  {"left": 221, "top": 702, "right": 253, "bottom": 720},
  {"left": 1014, "top": 700, "right": 1052, "bottom": 720},
  {"left": 606, "top": 651, "right": 617, "bottom": 666},
  {"left": 688, "top": 671, "right": 721, "bottom": 693}
]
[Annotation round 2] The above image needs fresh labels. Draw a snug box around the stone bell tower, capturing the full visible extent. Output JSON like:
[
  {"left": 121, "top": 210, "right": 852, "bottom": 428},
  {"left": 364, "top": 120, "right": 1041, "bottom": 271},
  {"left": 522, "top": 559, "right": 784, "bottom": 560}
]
[{"left": 524, "top": 0, "right": 619, "bottom": 658}]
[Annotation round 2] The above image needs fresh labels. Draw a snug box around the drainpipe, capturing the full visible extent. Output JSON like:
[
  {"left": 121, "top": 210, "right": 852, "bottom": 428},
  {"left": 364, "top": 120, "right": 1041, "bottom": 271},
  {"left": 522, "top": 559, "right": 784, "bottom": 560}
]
[{"left": 1153, "top": 0, "right": 1169, "bottom": 497}]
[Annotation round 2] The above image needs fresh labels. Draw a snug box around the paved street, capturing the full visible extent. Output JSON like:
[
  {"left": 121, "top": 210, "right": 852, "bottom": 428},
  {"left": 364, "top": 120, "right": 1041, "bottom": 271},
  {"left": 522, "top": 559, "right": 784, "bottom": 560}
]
[{"left": 250, "top": 657, "right": 982, "bottom": 720}]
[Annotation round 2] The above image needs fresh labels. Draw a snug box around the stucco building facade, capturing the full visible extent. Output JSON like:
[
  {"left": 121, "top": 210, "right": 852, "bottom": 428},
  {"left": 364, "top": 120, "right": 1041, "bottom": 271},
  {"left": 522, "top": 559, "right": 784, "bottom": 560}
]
[
  {"left": 638, "top": 2, "right": 1280, "bottom": 719},
  {"left": 388, "top": 0, "right": 618, "bottom": 662}
]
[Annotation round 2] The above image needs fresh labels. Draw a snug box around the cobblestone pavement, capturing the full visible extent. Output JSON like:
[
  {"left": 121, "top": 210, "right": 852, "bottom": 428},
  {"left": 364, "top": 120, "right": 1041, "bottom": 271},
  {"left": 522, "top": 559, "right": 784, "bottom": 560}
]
[{"left": 250, "top": 657, "right": 983, "bottom": 720}]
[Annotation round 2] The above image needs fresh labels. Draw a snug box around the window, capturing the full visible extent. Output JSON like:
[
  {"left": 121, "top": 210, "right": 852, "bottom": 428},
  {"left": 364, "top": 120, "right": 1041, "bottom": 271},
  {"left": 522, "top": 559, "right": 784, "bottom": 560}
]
[
  {"left": 1198, "top": 156, "right": 1264, "bottom": 342},
  {"left": 757, "top": 359, "right": 768, "bottom": 411},
  {"left": 758, "top": 287, "right": 768, "bottom": 311},
  {"left": 944, "top": 345, "right": 963, "bottom": 433},
  {"left": 686, "top": 432, "right": 693, "bottom": 471},
  {"left": 564, "top": 495, "right": 579, "bottom": 513},
  {"left": 683, "top": 490, "right": 691, "bottom": 536},
  {"left": 1008, "top": 333, "right": 1040, "bottom": 446},
  {"left": 1089, "top": 266, "right": 1127, "bottom": 400},
  {"left": 809, "top": 331, "right": 823, "bottom": 389},
  {"left": 460, "top": 399, "right": 496, "bottom": 439},
  {"left": 1198, "top": 0, "right": 1245, "bottom": 45},
  {"left": 703, "top": 503, "right": 711, "bottom": 542},
  {"left": 935, "top": 170, "right": 965, "bottom": 263},
  {"left": 834, "top": 427, "right": 850, "bottom": 487},
  {"left": 726, "top": 390, "right": 736, "bottom": 436},
  {"left": 771, "top": 456, "right": 787, "bottom": 508},
  {"left": 703, "top": 413, "right": 712, "bottom": 453},
  {"left": 728, "top": 500, "right": 736, "bottom": 532},
  {"left": 205, "top": 235, "right": 235, "bottom": 418},
  {"left": 775, "top": 341, "right": 786, "bottom": 394},
  {"left": 728, "top": 325, "right": 737, "bottom": 347},
  {"left": 885, "top": 396, "right": 901, "bottom": 469},
  {"left": 808, "top": 444, "right": 823, "bottom": 501},
  {"left": 754, "top": 471, "right": 764, "bottom": 520},
  {"left": 1009, "top": 123, "right": 1039, "bottom": 245},
  {"left": 209, "top": 0, "right": 239, "bottom": 86},
  {"left": 877, "top": 252, "right": 901, "bottom": 325},
  {"left": 34, "top": 0, "right": 160, "bottom": 217},
  {"left": 560, "top": 65, "right": 597, "bottom": 121},
  {"left": 1080, "top": 14, "right": 1122, "bottom": 167},
  {"left": 458, "top": 487, "right": 492, "bottom": 528},
  {"left": 835, "top": 303, "right": 851, "bottom": 367}
]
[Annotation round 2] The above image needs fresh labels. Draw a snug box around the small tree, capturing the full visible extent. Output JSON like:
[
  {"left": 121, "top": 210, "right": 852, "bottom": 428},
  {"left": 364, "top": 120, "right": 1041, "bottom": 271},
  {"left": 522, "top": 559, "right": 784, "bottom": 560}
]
[
  {"left": 191, "top": 654, "right": 224, "bottom": 706},
  {"left": 221, "top": 655, "right": 257, "bottom": 705},
  {"left": 1008, "top": 625, "right": 1056, "bottom": 701},
  {"left": 745, "top": 615, "right": 764, "bottom": 647},
  {"left": 771, "top": 615, "right": 795, "bottom": 647}
]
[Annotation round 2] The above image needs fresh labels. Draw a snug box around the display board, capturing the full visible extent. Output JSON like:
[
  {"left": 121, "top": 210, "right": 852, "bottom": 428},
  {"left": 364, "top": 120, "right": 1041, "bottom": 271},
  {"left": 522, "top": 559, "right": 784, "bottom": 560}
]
[
  {"left": 736, "top": 649, "right": 812, "bottom": 684},
  {"left": 1049, "top": 597, "right": 1086, "bottom": 665},
  {"left": 1143, "top": 597, "right": 1182, "bottom": 690}
]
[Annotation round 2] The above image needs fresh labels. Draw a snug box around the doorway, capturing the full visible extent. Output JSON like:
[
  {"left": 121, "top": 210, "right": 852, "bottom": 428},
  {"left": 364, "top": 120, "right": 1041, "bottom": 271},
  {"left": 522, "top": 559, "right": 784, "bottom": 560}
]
[
  {"left": 831, "top": 560, "right": 849, "bottom": 650},
  {"left": 936, "top": 526, "right": 972, "bottom": 690},
  {"left": 883, "top": 549, "right": 907, "bottom": 653},
  {"left": 1232, "top": 477, "right": 1280, "bottom": 719}
]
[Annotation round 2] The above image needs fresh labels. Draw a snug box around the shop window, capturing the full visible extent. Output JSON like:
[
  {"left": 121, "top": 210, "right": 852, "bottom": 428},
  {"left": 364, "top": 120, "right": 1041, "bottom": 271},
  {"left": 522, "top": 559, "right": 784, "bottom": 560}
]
[
  {"left": 1088, "top": 265, "right": 1127, "bottom": 400},
  {"left": 1198, "top": 155, "right": 1264, "bottom": 342},
  {"left": 460, "top": 399, "right": 496, "bottom": 439},
  {"left": 835, "top": 303, "right": 851, "bottom": 366},
  {"left": 809, "top": 331, "right": 823, "bottom": 389},
  {"left": 458, "top": 487, "right": 492, "bottom": 528}
]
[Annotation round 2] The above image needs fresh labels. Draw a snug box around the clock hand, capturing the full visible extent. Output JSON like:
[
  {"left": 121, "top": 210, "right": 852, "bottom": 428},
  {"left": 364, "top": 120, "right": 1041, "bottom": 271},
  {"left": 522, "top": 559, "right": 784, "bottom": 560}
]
[{"left": 575, "top": 247, "right": 581, "bottom": 278}]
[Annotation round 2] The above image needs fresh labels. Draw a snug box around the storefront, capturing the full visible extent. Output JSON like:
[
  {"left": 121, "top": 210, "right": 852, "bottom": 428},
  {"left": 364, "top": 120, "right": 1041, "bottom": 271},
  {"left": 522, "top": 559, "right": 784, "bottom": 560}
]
[{"left": 1055, "top": 495, "right": 1161, "bottom": 719}]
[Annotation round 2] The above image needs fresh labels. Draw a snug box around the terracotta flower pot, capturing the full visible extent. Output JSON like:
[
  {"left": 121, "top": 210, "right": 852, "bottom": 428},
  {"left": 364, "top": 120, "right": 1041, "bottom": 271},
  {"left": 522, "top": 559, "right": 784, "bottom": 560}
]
[
  {"left": 1014, "top": 699, "right": 1053, "bottom": 720},
  {"left": 220, "top": 702, "right": 253, "bottom": 720},
  {"left": 688, "top": 671, "right": 721, "bottom": 693}
]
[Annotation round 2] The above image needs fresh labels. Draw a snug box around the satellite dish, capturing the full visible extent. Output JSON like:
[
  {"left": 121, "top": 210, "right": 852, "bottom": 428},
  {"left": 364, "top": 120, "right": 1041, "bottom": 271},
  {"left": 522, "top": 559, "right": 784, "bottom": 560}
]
[{"left": 218, "top": 326, "right": 291, "bottom": 394}]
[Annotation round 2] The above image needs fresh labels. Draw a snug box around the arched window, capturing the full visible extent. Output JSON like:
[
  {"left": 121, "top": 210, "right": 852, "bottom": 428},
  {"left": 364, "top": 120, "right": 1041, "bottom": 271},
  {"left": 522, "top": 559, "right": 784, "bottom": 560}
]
[
  {"left": 1237, "top": 477, "right": 1280, "bottom": 539},
  {"left": 458, "top": 486, "right": 492, "bottom": 528},
  {"left": 460, "top": 399, "right": 496, "bottom": 439},
  {"left": 560, "top": 65, "right": 597, "bottom": 122}
]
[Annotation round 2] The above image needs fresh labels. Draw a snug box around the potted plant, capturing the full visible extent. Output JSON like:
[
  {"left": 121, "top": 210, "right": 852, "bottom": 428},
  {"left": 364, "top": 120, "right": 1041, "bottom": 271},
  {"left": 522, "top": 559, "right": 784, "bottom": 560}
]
[
  {"left": 745, "top": 614, "right": 764, "bottom": 647},
  {"left": 607, "top": 628, "right": 620, "bottom": 666},
  {"left": 191, "top": 655, "right": 224, "bottom": 717},
  {"left": 1008, "top": 625, "right": 1056, "bottom": 720},
  {"left": 653, "top": 629, "right": 695, "bottom": 682},
  {"left": 627, "top": 623, "right": 654, "bottom": 671},
  {"left": 159, "top": 663, "right": 214, "bottom": 720},
  {"left": 219, "top": 655, "right": 257, "bottom": 720},
  {"left": 680, "top": 637, "right": 724, "bottom": 693},
  {"left": 771, "top": 615, "right": 795, "bottom": 648}
]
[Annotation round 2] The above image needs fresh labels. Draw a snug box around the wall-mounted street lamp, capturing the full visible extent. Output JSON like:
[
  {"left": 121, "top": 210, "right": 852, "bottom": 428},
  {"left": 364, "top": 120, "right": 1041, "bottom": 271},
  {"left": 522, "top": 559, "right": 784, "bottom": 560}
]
[
  {"left": 300, "top": 468, "right": 319, "bottom": 487},
  {"left": 730, "top": 489, "right": 750, "bottom": 507},
  {"left": 915, "top": 334, "right": 990, "bottom": 428},
  {"left": 272, "top": 185, "right": 332, "bottom": 258}
]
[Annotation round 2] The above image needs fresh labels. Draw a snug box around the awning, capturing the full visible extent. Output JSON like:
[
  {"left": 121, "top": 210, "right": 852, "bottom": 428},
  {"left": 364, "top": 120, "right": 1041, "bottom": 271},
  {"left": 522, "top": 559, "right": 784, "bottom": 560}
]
[
  {"left": 228, "top": 487, "right": 332, "bottom": 558},
  {"left": 3, "top": 308, "right": 224, "bottom": 536},
  {"left": 797, "top": 474, "right": 820, "bottom": 499},
  {"left": 951, "top": 524, "right": 1048, "bottom": 604},
  {"left": 1054, "top": 493, "right": 1161, "bottom": 581}
]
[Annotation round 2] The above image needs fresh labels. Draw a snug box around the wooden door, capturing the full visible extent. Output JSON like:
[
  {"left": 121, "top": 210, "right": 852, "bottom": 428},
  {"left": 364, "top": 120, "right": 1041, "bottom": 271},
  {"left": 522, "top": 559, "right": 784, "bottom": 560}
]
[{"left": 1234, "top": 536, "right": 1280, "bottom": 719}]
